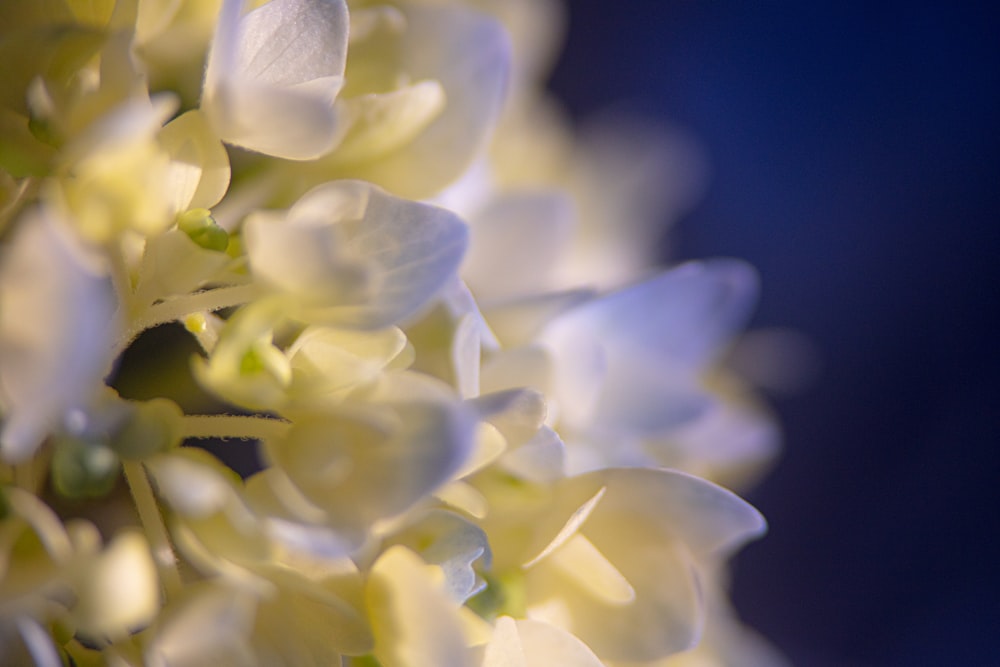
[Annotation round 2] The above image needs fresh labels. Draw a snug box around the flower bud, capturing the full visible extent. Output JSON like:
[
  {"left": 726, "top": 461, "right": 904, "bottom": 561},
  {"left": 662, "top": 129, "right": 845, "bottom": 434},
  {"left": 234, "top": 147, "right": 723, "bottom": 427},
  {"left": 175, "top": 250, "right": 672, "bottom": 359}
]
[
  {"left": 50, "top": 437, "right": 120, "bottom": 499},
  {"left": 177, "top": 208, "right": 229, "bottom": 252},
  {"left": 109, "top": 398, "right": 184, "bottom": 460}
]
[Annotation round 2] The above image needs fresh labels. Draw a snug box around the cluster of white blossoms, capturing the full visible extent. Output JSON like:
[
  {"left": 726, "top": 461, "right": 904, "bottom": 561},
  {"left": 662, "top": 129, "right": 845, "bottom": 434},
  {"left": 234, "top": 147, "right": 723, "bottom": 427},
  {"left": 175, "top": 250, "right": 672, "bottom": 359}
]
[{"left": 0, "top": 0, "right": 787, "bottom": 665}]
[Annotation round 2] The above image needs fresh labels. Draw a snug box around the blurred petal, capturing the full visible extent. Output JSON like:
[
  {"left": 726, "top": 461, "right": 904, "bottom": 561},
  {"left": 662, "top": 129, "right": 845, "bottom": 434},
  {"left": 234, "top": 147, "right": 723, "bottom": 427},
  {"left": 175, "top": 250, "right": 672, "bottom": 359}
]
[
  {"left": 481, "top": 615, "right": 525, "bottom": 667},
  {"left": 288, "top": 325, "right": 409, "bottom": 398},
  {"left": 463, "top": 192, "right": 574, "bottom": 302},
  {"left": 483, "top": 289, "right": 592, "bottom": 349},
  {"left": 333, "top": 80, "right": 446, "bottom": 163},
  {"left": 542, "top": 534, "right": 634, "bottom": 605},
  {"left": 570, "top": 467, "right": 766, "bottom": 565},
  {"left": 145, "top": 582, "right": 257, "bottom": 667},
  {"left": 72, "top": 530, "right": 159, "bottom": 641},
  {"left": 368, "top": 546, "right": 473, "bottom": 667},
  {"left": 265, "top": 396, "right": 476, "bottom": 533},
  {"left": 540, "top": 260, "right": 758, "bottom": 433},
  {"left": 136, "top": 229, "right": 232, "bottom": 303},
  {"left": 342, "top": 5, "right": 511, "bottom": 198},
  {"left": 514, "top": 618, "right": 604, "bottom": 667},
  {"left": 526, "top": 468, "right": 766, "bottom": 661},
  {"left": 158, "top": 109, "right": 231, "bottom": 212},
  {"left": 499, "top": 427, "right": 565, "bottom": 484},
  {"left": 0, "top": 212, "right": 116, "bottom": 462}
]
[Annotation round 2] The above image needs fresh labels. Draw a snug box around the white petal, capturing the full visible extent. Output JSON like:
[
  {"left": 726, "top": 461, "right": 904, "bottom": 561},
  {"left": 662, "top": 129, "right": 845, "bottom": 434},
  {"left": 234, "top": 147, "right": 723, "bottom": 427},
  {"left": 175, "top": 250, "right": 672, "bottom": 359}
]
[
  {"left": 463, "top": 192, "right": 574, "bottom": 302},
  {"left": 470, "top": 387, "right": 547, "bottom": 445},
  {"left": 481, "top": 616, "right": 525, "bottom": 667},
  {"left": 390, "top": 510, "right": 492, "bottom": 603},
  {"left": 483, "top": 289, "right": 593, "bottom": 349},
  {"left": 526, "top": 537, "right": 701, "bottom": 661},
  {"left": 543, "top": 534, "right": 634, "bottom": 605},
  {"left": 514, "top": 618, "right": 605, "bottom": 667},
  {"left": 434, "top": 481, "right": 489, "bottom": 519},
  {"left": 524, "top": 469, "right": 765, "bottom": 661},
  {"left": 266, "top": 398, "right": 476, "bottom": 532},
  {"left": 73, "top": 531, "right": 160, "bottom": 641},
  {"left": 500, "top": 426, "right": 565, "bottom": 483},
  {"left": 523, "top": 486, "right": 605, "bottom": 568},
  {"left": 287, "top": 325, "right": 408, "bottom": 396},
  {"left": 368, "top": 546, "right": 473, "bottom": 667},
  {"left": 551, "top": 260, "right": 759, "bottom": 369},
  {"left": 540, "top": 260, "right": 758, "bottom": 433},
  {"left": 145, "top": 583, "right": 257, "bottom": 667},
  {"left": 453, "top": 312, "right": 482, "bottom": 399},
  {"left": 146, "top": 449, "right": 240, "bottom": 518},
  {"left": 575, "top": 467, "right": 767, "bottom": 560},
  {"left": 479, "top": 346, "right": 553, "bottom": 398},
  {"left": 333, "top": 183, "right": 469, "bottom": 328},
  {"left": 158, "top": 109, "right": 231, "bottom": 212},
  {"left": 204, "top": 77, "right": 345, "bottom": 160},
  {"left": 203, "top": 0, "right": 349, "bottom": 159},
  {"left": 136, "top": 230, "right": 232, "bottom": 303},
  {"left": 238, "top": 0, "right": 348, "bottom": 86},
  {"left": 246, "top": 181, "right": 469, "bottom": 329},
  {"left": 345, "top": 5, "right": 511, "bottom": 198},
  {"left": 333, "top": 80, "right": 446, "bottom": 162},
  {"left": 0, "top": 212, "right": 116, "bottom": 462}
]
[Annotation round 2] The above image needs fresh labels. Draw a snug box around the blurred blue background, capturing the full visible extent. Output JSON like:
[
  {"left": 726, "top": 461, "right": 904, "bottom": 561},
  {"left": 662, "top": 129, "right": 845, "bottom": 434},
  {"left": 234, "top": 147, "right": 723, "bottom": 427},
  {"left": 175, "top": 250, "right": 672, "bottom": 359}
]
[{"left": 550, "top": 2, "right": 1000, "bottom": 665}]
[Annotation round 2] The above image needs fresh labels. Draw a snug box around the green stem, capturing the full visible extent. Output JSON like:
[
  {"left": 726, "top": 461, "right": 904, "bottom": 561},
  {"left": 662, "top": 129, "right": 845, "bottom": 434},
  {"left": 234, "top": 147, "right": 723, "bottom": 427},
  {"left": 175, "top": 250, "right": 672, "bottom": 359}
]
[
  {"left": 182, "top": 414, "right": 290, "bottom": 441},
  {"left": 122, "top": 460, "right": 182, "bottom": 601}
]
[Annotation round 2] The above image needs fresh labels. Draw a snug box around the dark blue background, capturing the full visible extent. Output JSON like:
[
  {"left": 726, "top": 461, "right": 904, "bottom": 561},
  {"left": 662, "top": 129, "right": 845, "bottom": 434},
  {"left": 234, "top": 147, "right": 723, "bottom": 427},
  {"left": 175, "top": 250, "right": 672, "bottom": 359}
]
[{"left": 550, "top": 2, "right": 1000, "bottom": 665}]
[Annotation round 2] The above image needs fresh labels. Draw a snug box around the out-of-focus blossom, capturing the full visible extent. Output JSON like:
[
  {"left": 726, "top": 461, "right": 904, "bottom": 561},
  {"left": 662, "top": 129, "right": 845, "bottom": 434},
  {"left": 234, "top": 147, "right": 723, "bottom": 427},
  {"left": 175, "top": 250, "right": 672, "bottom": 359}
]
[{"left": 0, "top": 211, "right": 116, "bottom": 462}]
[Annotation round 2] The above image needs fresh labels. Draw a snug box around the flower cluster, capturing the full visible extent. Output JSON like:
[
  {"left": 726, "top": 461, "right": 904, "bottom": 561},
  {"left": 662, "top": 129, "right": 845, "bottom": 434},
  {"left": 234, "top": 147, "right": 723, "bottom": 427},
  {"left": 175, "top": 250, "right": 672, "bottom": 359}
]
[{"left": 0, "top": 1, "right": 785, "bottom": 665}]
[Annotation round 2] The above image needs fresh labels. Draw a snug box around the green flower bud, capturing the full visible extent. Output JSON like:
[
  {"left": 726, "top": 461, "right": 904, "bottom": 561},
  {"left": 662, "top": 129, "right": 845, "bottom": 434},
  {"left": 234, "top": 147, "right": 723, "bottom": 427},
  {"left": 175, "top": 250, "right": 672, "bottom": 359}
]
[
  {"left": 51, "top": 437, "right": 120, "bottom": 500},
  {"left": 109, "top": 398, "right": 184, "bottom": 460},
  {"left": 177, "top": 208, "right": 229, "bottom": 252}
]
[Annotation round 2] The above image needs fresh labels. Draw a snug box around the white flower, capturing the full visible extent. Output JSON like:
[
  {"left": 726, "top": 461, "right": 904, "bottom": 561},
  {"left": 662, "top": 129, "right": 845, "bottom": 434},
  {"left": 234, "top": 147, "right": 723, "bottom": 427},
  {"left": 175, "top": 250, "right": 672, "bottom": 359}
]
[
  {"left": 475, "top": 467, "right": 766, "bottom": 662},
  {"left": 538, "top": 260, "right": 760, "bottom": 471}
]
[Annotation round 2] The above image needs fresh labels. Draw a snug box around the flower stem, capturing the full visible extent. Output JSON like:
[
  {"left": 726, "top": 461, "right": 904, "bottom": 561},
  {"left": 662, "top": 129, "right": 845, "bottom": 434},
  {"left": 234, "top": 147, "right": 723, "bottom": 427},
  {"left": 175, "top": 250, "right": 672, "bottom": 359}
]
[
  {"left": 122, "top": 460, "right": 183, "bottom": 601},
  {"left": 107, "top": 241, "right": 135, "bottom": 319},
  {"left": 110, "top": 283, "right": 258, "bottom": 365},
  {"left": 182, "top": 414, "right": 290, "bottom": 441}
]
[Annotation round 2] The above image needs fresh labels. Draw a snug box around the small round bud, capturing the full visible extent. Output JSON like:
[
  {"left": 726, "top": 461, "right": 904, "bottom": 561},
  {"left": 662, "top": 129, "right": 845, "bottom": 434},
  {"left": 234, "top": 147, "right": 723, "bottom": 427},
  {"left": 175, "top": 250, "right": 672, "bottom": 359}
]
[
  {"left": 177, "top": 208, "right": 229, "bottom": 252},
  {"left": 185, "top": 313, "right": 208, "bottom": 334},
  {"left": 51, "top": 437, "right": 120, "bottom": 499},
  {"left": 109, "top": 398, "right": 184, "bottom": 460}
]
